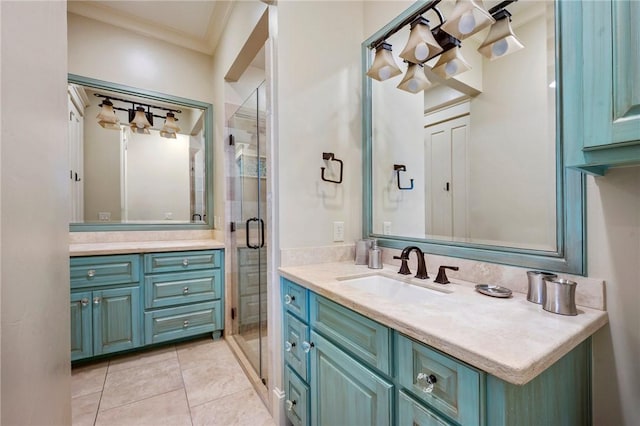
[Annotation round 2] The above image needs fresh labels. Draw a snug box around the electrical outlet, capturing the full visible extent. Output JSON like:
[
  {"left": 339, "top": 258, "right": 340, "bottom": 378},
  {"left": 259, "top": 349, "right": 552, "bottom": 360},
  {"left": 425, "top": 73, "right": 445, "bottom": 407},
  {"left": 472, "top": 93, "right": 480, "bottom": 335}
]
[
  {"left": 383, "top": 221, "right": 392, "bottom": 235},
  {"left": 333, "top": 221, "right": 345, "bottom": 242},
  {"left": 98, "top": 212, "right": 110, "bottom": 221}
]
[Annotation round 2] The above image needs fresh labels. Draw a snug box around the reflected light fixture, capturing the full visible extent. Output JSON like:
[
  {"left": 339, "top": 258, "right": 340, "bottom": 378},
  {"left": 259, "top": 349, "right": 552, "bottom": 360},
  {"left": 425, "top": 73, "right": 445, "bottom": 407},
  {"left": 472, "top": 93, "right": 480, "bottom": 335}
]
[
  {"left": 129, "top": 106, "right": 152, "bottom": 135},
  {"left": 431, "top": 43, "right": 472, "bottom": 79},
  {"left": 96, "top": 99, "right": 120, "bottom": 130},
  {"left": 478, "top": 9, "right": 524, "bottom": 60},
  {"left": 441, "top": 0, "right": 495, "bottom": 40},
  {"left": 397, "top": 63, "right": 432, "bottom": 93},
  {"left": 399, "top": 17, "right": 443, "bottom": 64},
  {"left": 160, "top": 112, "right": 181, "bottom": 139},
  {"left": 366, "top": 41, "right": 402, "bottom": 82}
]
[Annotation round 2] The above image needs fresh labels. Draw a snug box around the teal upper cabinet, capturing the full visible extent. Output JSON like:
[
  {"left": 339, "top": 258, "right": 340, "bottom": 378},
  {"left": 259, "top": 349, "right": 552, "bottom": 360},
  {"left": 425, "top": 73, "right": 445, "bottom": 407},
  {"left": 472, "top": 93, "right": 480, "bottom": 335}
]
[{"left": 564, "top": 0, "right": 640, "bottom": 175}]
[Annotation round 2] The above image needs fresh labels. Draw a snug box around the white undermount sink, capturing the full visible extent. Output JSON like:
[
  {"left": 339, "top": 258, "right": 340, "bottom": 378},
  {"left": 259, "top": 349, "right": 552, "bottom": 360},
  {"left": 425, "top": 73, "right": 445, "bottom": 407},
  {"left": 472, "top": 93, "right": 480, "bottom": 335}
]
[{"left": 337, "top": 273, "right": 449, "bottom": 304}]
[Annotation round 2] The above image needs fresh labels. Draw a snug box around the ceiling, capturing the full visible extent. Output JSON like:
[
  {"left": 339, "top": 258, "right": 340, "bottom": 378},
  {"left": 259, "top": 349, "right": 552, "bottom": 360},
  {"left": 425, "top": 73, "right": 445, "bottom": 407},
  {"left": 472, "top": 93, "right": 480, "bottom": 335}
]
[{"left": 67, "top": 1, "right": 237, "bottom": 56}]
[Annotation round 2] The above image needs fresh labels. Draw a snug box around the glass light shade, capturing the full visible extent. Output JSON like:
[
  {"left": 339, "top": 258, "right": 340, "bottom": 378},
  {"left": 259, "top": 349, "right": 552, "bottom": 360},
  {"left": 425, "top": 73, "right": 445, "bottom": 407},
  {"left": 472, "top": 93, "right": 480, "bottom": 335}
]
[
  {"left": 441, "top": 0, "right": 495, "bottom": 40},
  {"left": 431, "top": 47, "right": 472, "bottom": 79},
  {"left": 366, "top": 42, "right": 402, "bottom": 82},
  {"left": 130, "top": 107, "right": 151, "bottom": 131},
  {"left": 399, "top": 18, "right": 443, "bottom": 64},
  {"left": 160, "top": 112, "right": 180, "bottom": 138},
  {"left": 96, "top": 101, "right": 120, "bottom": 130},
  {"left": 160, "top": 131, "right": 177, "bottom": 139},
  {"left": 478, "top": 17, "right": 524, "bottom": 60},
  {"left": 397, "top": 63, "right": 431, "bottom": 94}
]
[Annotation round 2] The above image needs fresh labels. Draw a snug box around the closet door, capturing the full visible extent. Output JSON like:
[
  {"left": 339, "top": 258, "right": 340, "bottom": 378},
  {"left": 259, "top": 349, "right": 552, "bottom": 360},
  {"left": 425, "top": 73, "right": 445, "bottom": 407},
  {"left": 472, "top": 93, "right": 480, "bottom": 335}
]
[{"left": 424, "top": 114, "right": 469, "bottom": 240}]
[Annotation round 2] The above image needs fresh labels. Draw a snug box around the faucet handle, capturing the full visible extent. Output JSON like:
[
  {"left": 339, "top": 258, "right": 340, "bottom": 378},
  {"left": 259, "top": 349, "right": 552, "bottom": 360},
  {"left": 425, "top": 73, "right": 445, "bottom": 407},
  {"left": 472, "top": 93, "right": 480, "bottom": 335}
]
[
  {"left": 434, "top": 266, "right": 459, "bottom": 284},
  {"left": 393, "top": 255, "right": 412, "bottom": 275}
]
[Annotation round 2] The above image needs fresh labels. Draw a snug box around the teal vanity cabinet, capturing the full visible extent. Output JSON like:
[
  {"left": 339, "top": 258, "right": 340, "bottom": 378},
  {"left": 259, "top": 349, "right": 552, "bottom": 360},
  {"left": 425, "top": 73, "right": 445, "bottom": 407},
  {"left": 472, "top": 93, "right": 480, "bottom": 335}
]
[
  {"left": 281, "top": 276, "right": 592, "bottom": 426},
  {"left": 143, "top": 250, "right": 224, "bottom": 344},
  {"left": 71, "top": 249, "right": 224, "bottom": 361},
  {"left": 282, "top": 278, "right": 393, "bottom": 426},
  {"left": 564, "top": 0, "right": 640, "bottom": 174},
  {"left": 70, "top": 255, "right": 142, "bottom": 361}
]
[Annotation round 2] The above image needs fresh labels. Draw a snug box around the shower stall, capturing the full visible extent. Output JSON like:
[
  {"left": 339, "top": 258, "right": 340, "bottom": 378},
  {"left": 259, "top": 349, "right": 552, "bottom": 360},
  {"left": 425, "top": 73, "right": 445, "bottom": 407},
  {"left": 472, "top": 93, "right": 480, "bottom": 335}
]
[{"left": 227, "top": 81, "right": 269, "bottom": 386}]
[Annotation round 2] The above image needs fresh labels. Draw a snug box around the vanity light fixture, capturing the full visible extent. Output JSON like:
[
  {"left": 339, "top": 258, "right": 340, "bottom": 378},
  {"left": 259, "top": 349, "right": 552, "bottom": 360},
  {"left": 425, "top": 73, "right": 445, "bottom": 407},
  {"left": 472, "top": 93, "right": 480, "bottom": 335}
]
[
  {"left": 129, "top": 106, "right": 152, "bottom": 135},
  {"left": 397, "top": 63, "right": 432, "bottom": 93},
  {"left": 431, "top": 43, "right": 471, "bottom": 79},
  {"left": 399, "top": 17, "right": 443, "bottom": 64},
  {"left": 441, "top": 0, "right": 495, "bottom": 40},
  {"left": 366, "top": 41, "right": 402, "bottom": 82},
  {"left": 478, "top": 9, "right": 524, "bottom": 60},
  {"left": 160, "top": 112, "right": 180, "bottom": 139},
  {"left": 96, "top": 99, "right": 120, "bottom": 130}
]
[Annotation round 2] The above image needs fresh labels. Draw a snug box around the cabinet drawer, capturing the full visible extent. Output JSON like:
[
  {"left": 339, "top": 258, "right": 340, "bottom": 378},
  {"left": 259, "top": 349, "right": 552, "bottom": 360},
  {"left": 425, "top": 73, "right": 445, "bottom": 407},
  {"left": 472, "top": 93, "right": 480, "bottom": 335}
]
[
  {"left": 144, "top": 269, "right": 222, "bottom": 309},
  {"left": 310, "top": 293, "right": 391, "bottom": 375},
  {"left": 284, "top": 366, "right": 309, "bottom": 426},
  {"left": 282, "top": 278, "right": 308, "bottom": 320},
  {"left": 284, "top": 312, "right": 310, "bottom": 381},
  {"left": 144, "top": 250, "right": 221, "bottom": 273},
  {"left": 144, "top": 301, "right": 222, "bottom": 344},
  {"left": 397, "top": 334, "right": 481, "bottom": 426},
  {"left": 71, "top": 255, "right": 139, "bottom": 289},
  {"left": 398, "top": 391, "right": 450, "bottom": 426}
]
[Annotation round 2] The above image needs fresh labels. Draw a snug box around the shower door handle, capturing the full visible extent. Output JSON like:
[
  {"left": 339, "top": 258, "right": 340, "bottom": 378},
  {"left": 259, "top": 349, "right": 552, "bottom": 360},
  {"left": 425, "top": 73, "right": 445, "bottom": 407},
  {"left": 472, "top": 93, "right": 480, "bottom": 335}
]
[
  {"left": 245, "top": 217, "right": 260, "bottom": 249},
  {"left": 259, "top": 218, "right": 265, "bottom": 248}
]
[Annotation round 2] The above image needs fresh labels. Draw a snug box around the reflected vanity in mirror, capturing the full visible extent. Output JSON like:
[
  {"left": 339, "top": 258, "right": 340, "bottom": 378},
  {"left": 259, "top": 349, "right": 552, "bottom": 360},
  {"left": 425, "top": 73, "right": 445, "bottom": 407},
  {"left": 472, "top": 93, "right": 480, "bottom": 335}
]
[
  {"left": 362, "top": 0, "right": 585, "bottom": 274},
  {"left": 68, "top": 75, "right": 213, "bottom": 231}
]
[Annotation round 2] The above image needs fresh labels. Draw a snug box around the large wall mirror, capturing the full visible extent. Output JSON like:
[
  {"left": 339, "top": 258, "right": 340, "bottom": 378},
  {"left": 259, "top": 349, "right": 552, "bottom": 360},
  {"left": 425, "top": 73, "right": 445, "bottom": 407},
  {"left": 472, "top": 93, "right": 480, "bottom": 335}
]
[
  {"left": 363, "top": 0, "right": 585, "bottom": 274},
  {"left": 68, "top": 75, "right": 213, "bottom": 231}
]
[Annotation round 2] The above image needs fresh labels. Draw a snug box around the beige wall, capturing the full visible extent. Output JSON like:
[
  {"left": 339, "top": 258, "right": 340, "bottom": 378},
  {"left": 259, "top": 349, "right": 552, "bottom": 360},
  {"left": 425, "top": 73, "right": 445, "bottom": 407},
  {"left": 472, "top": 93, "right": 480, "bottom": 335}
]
[
  {"left": 0, "top": 1, "right": 71, "bottom": 424},
  {"left": 67, "top": 13, "right": 213, "bottom": 103},
  {"left": 277, "top": 0, "right": 364, "bottom": 249},
  {"left": 589, "top": 169, "right": 640, "bottom": 425}
]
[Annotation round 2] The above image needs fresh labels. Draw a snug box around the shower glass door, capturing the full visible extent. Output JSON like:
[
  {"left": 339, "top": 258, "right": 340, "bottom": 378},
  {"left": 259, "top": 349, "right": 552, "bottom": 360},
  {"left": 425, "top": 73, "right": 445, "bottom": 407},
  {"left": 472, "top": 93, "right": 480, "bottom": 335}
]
[{"left": 228, "top": 81, "right": 268, "bottom": 385}]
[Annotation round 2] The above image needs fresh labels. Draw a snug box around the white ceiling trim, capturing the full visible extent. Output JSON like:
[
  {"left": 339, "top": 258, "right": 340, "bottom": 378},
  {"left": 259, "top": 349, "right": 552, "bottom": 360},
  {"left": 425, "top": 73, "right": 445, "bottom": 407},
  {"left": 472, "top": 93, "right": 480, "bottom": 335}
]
[{"left": 67, "top": 1, "right": 234, "bottom": 56}]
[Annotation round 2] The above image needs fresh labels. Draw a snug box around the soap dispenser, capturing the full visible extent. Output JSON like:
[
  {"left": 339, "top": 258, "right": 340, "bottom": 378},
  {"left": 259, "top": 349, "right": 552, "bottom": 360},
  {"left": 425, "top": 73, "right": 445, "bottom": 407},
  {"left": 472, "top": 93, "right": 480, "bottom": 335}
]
[{"left": 368, "top": 239, "right": 382, "bottom": 269}]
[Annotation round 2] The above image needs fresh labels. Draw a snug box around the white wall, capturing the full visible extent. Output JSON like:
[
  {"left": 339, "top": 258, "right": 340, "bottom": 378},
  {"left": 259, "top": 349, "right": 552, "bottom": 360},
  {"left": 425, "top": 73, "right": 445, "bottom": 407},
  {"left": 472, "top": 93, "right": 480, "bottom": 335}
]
[
  {"left": 277, "top": 0, "right": 364, "bottom": 249},
  {"left": 0, "top": 1, "right": 71, "bottom": 424}
]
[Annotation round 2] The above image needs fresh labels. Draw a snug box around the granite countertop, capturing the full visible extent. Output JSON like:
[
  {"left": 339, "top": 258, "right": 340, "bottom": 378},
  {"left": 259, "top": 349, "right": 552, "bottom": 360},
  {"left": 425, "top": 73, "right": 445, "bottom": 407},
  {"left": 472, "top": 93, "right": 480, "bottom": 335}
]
[
  {"left": 279, "top": 261, "right": 608, "bottom": 386},
  {"left": 70, "top": 239, "right": 225, "bottom": 256}
]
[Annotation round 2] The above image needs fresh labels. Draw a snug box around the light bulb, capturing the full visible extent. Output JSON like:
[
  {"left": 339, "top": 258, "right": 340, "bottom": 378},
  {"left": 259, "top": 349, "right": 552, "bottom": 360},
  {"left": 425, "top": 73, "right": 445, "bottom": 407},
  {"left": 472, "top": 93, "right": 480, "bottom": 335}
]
[
  {"left": 491, "top": 39, "right": 509, "bottom": 57},
  {"left": 458, "top": 11, "right": 476, "bottom": 35},
  {"left": 378, "top": 66, "right": 392, "bottom": 80},
  {"left": 445, "top": 61, "right": 458, "bottom": 76},
  {"left": 414, "top": 43, "right": 429, "bottom": 62},
  {"left": 408, "top": 79, "right": 419, "bottom": 92}
]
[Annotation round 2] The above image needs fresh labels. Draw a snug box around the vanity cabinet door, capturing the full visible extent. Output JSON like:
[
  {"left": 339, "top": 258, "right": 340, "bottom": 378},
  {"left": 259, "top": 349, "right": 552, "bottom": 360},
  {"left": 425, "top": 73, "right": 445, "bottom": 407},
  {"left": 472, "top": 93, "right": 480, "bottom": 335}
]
[
  {"left": 565, "top": 0, "right": 640, "bottom": 174},
  {"left": 70, "top": 291, "right": 93, "bottom": 361},
  {"left": 92, "top": 286, "right": 142, "bottom": 356},
  {"left": 309, "top": 330, "right": 393, "bottom": 426}
]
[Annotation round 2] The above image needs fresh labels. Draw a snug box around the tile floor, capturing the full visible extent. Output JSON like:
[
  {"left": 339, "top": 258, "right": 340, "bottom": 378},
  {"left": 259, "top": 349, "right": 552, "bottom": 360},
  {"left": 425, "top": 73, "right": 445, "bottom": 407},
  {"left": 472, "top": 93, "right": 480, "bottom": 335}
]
[{"left": 72, "top": 337, "right": 276, "bottom": 426}]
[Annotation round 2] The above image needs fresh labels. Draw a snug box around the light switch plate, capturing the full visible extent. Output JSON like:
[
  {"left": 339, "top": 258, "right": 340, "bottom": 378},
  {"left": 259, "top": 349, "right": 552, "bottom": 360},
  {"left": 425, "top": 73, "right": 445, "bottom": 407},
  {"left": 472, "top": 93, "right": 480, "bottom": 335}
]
[
  {"left": 333, "top": 221, "right": 345, "bottom": 242},
  {"left": 383, "top": 221, "right": 392, "bottom": 235}
]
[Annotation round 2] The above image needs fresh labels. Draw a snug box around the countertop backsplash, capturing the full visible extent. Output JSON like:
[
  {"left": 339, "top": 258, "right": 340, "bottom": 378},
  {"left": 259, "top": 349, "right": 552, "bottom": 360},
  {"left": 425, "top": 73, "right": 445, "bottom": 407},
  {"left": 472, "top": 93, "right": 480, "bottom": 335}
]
[{"left": 279, "top": 244, "right": 605, "bottom": 311}]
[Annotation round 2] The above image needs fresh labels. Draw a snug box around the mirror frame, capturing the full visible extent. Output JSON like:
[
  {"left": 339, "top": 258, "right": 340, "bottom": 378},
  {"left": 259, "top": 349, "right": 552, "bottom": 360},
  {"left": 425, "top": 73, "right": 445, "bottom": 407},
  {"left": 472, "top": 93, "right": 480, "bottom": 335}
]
[
  {"left": 362, "top": 1, "right": 586, "bottom": 275},
  {"left": 68, "top": 74, "right": 214, "bottom": 232}
]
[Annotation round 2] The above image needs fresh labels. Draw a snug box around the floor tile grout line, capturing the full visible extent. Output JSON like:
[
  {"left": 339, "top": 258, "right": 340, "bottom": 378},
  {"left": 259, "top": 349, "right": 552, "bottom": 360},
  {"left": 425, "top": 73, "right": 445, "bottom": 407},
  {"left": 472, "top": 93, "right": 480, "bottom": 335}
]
[
  {"left": 94, "top": 384, "right": 186, "bottom": 416},
  {"left": 175, "top": 343, "right": 195, "bottom": 426},
  {"left": 187, "top": 384, "right": 254, "bottom": 411},
  {"left": 92, "top": 359, "right": 110, "bottom": 426}
]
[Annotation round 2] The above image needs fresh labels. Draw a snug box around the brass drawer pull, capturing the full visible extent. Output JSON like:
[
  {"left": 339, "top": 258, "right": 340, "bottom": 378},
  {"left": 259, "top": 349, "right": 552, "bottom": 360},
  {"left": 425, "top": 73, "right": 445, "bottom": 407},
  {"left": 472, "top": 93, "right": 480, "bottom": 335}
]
[
  {"left": 183, "top": 320, "right": 190, "bottom": 328},
  {"left": 182, "top": 259, "right": 189, "bottom": 267},
  {"left": 183, "top": 286, "right": 189, "bottom": 294},
  {"left": 87, "top": 269, "right": 96, "bottom": 278}
]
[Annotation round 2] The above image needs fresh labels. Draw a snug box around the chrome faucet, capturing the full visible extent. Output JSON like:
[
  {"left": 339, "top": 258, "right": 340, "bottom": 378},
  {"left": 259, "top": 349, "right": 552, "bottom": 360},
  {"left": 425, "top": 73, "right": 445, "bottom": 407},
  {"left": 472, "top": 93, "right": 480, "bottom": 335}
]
[{"left": 393, "top": 246, "right": 429, "bottom": 279}]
